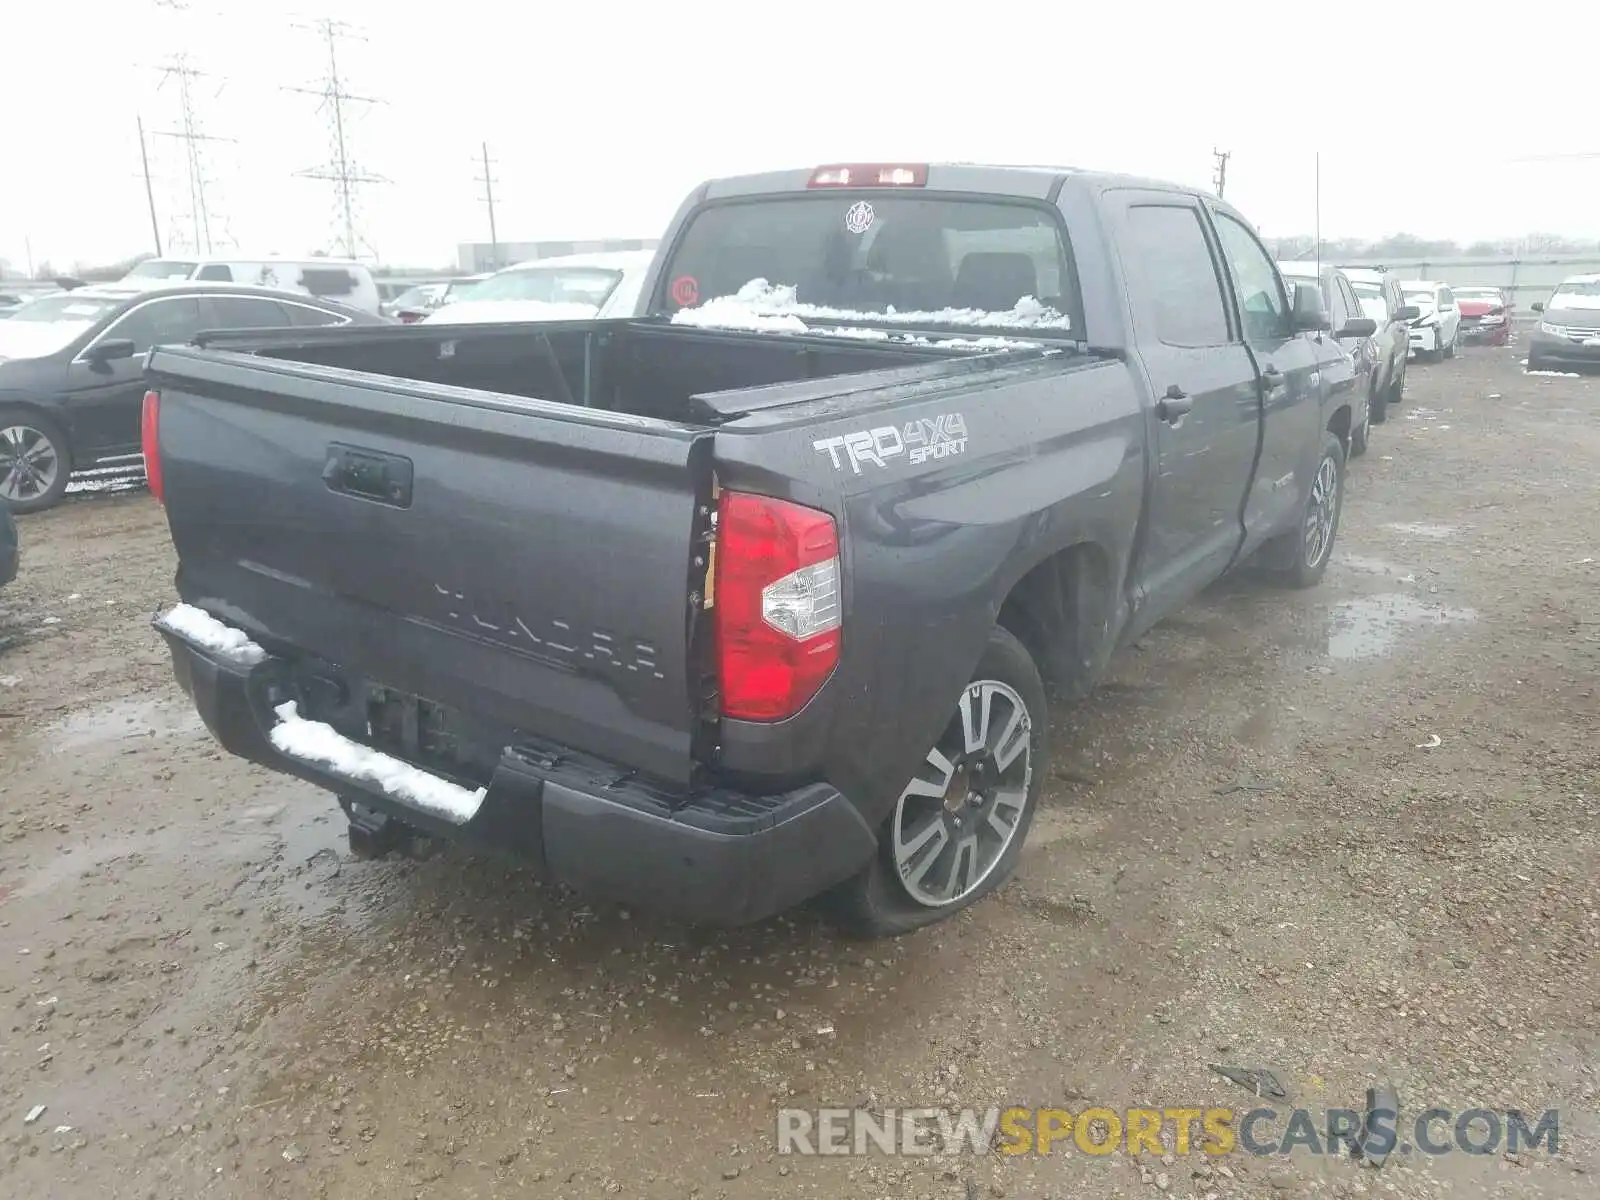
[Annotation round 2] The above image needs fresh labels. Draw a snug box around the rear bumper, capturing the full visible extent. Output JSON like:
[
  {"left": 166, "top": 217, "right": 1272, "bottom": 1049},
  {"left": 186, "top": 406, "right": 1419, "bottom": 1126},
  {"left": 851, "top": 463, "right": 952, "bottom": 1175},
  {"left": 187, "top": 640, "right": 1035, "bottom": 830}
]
[
  {"left": 1459, "top": 321, "right": 1509, "bottom": 344},
  {"left": 156, "top": 616, "right": 878, "bottom": 926}
]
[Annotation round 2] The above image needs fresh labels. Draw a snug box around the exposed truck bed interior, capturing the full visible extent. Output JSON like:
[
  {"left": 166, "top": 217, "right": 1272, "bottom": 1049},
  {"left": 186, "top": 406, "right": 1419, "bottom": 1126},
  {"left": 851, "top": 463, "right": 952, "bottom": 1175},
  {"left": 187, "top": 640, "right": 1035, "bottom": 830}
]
[{"left": 194, "top": 319, "right": 1056, "bottom": 424}]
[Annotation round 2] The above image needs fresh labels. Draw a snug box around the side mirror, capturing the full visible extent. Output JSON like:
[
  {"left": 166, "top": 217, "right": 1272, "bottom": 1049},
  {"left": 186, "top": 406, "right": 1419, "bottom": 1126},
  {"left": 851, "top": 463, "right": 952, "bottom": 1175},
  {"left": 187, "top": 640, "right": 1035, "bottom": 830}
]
[
  {"left": 1396, "top": 305, "right": 1420, "bottom": 321},
  {"left": 1337, "top": 317, "right": 1378, "bottom": 339},
  {"left": 1290, "top": 282, "right": 1330, "bottom": 333},
  {"left": 1532, "top": 302, "right": 1544, "bottom": 313},
  {"left": 85, "top": 338, "right": 137, "bottom": 365}
]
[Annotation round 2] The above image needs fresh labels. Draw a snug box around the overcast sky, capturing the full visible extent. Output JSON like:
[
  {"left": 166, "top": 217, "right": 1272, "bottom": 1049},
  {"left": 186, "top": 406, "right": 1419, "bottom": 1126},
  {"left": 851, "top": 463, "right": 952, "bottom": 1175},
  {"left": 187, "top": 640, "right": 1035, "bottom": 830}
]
[{"left": 4, "top": 0, "right": 1598, "bottom": 272}]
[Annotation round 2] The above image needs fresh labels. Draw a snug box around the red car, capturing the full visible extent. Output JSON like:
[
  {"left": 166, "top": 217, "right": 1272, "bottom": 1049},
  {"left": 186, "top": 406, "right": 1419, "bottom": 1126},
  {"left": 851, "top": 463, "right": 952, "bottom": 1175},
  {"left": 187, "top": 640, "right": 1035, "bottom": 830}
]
[{"left": 1454, "top": 285, "right": 1513, "bottom": 346}]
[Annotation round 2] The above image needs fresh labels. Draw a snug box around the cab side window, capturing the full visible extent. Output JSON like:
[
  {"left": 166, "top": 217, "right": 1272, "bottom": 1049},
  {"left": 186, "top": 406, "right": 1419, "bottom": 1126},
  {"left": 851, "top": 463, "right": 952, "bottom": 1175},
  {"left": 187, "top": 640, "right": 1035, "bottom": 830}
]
[
  {"left": 1121, "top": 203, "right": 1232, "bottom": 347},
  {"left": 109, "top": 297, "right": 205, "bottom": 353},
  {"left": 1211, "top": 213, "right": 1289, "bottom": 343},
  {"left": 1438, "top": 287, "right": 1455, "bottom": 309},
  {"left": 1335, "top": 277, "right": 1362, "bottom": 330},
  {"left": 1324, "top": 277, "right": 1351, "bottom": 330}
]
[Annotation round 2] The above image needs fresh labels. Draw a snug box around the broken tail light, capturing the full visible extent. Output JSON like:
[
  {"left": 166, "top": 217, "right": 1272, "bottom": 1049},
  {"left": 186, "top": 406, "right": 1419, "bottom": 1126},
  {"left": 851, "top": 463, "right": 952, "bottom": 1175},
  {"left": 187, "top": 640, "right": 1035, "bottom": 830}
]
[
  {"left": 714, "top": 491, "right": 841, "bottom": 721},
  {"left": 141, "top": 389, "right": 163, "bottom": 504}
]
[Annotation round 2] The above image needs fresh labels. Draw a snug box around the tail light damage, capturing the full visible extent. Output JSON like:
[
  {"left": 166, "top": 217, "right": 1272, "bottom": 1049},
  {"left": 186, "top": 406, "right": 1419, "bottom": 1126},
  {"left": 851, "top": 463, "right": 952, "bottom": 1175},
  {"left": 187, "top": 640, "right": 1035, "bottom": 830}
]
[
  {"left": 141, "top": 389, "right": 164, "bottom": 504},
  {"left": 713, "top": 491, "right": 841, "bottom": 722}
]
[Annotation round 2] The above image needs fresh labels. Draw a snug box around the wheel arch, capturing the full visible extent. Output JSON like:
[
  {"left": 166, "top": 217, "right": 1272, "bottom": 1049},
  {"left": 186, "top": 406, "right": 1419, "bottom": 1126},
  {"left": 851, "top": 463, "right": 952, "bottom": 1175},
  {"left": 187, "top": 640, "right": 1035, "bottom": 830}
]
[{"left": 995, "top": 539, "right": 1118, "bottom": 701}]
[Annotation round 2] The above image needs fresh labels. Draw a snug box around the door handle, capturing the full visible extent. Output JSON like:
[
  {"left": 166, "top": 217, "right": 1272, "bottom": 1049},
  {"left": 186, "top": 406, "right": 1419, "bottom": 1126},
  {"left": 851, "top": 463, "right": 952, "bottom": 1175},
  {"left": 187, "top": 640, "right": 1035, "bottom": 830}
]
[
  {"left": 1261, "top": 365, "right": 1284, "bottom": 384},
  {"left": 1156, "top": 385, "right": 1193, "bottom": 423}
]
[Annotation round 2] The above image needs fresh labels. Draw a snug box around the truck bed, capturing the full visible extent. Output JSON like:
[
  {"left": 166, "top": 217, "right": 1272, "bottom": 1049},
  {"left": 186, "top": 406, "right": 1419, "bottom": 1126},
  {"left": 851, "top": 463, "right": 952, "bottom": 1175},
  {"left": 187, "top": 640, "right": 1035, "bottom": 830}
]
[
  {"left": 193, "top": 317, "right": 1054, "bottom": 424},
  {"left": 145, "top": 319, "right": 1078, "bottom": 790}
]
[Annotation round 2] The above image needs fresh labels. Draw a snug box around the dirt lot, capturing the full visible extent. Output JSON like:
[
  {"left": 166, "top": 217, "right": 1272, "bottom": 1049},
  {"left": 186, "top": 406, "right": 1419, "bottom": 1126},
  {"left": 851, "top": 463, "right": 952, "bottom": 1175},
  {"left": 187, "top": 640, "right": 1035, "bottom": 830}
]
[{"left": 0, "top": 341, "right": 1595, "bottom": 1200}]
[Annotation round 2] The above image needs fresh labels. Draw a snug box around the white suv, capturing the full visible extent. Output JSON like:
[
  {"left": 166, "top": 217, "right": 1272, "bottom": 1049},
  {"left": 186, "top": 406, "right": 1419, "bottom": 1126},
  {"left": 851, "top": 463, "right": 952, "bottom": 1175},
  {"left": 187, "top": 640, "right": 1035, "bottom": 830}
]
[{"left": 1399, "top": 280, "right": 1461, "bottom": 362}]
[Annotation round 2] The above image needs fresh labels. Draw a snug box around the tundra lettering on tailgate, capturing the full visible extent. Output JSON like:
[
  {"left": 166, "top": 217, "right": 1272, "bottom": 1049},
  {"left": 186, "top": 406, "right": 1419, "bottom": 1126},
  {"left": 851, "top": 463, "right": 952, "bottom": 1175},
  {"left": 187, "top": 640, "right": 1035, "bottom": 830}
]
[
  {"left": 431, "top": 583, "right": 665, "bottom": 678},
  {"left": 814, "top": 413, "right": 968, "bottom": 474}
]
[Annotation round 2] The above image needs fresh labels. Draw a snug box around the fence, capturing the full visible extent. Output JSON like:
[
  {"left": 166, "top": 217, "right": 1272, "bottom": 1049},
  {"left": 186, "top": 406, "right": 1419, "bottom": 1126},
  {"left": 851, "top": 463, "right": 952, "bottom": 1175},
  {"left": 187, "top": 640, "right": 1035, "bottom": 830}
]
[{"left": 1332, "top": 254, "right": 1600, "bottom": 313}]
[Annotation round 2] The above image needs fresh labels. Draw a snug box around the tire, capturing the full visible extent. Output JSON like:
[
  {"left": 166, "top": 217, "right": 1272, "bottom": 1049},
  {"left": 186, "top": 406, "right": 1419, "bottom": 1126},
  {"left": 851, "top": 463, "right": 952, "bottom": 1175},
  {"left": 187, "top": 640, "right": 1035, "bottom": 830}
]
[
  {"left": 1368, "top": 385, "right": 1388, "bottom": 425},
  {"left": 818, "top": 626, "right": 1047, "bottom": 938},
  {"left": 0, "top": 410, "right": 72, "bottom": 514},
  {"left": 1262, "top": 431, "right": 1345, "bottom": 590},
  {"left": 1350, "top": 401, "right": 1370, "bottom": 457},
  {"left": 1386, "top": 367, "right": 1404, "bottom": 408},
  {"left": 1443, "top": 331, "right": 1456, "bottom": 359}
]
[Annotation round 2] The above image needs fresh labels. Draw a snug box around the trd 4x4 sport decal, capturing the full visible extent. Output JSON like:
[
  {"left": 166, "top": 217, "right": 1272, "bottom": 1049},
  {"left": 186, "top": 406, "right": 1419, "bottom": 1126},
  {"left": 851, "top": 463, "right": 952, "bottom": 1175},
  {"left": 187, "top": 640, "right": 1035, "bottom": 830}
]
[{"left": 813, "top": 414, "right": 969, "bottom": 474}]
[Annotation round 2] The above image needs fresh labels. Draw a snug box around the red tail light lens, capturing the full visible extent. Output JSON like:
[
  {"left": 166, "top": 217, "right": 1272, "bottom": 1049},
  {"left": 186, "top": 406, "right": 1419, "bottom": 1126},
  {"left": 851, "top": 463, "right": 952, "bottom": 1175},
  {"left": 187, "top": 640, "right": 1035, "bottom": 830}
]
[
  {"left": 141, "top": 389, "right": 164, "bottom": 504},
  {"left": 715, "top": 492, "right": 841, "bottom": 722},
  {"left": 807, "top": 163, "right": 928, "bottom": 188}
]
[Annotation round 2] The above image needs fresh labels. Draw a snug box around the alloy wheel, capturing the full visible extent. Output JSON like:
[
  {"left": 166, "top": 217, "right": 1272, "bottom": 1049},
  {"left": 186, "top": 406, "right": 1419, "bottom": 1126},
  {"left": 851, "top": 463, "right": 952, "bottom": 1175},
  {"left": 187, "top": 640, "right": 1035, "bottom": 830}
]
[{"left": 890, "top": 680, "right": 1034, "bottom": 908}]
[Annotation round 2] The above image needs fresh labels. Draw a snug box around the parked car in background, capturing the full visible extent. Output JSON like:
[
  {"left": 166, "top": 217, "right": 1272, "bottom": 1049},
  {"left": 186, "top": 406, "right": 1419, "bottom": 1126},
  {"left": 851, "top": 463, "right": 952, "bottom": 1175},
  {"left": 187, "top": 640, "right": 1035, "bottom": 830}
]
[
  {"left": 1335, "top": 266, "right": 1417, "bottom": 423},
  {"left": 1528, "top": 273, "right": 1600, "bottom": 372},
  {"left": 392, "top": 274, "right": 491, "bottom": 323},
  {"left": 0, "top": 293, "right": 29, "bottom": 319},
  {"left": 1399, "top": 280, "right": 1460, "bottom": 361},
  {"left": 1278, "top": 261, "right": 1379, "bottom": 453},
  {"left": 0, "top": 282, "right": 385, "bottom": 513},
  {"left": 0, "top": 497, "right": 16, "bottom": 587},
  {"left": 117, "top": 257, "right": 385, "bottom": 315},
  {"left": 1452, "top": 285, "right": 1512, "bottom": 346},
  {"left": 421, "top": 251, "right": 654, "bottom": 325}
]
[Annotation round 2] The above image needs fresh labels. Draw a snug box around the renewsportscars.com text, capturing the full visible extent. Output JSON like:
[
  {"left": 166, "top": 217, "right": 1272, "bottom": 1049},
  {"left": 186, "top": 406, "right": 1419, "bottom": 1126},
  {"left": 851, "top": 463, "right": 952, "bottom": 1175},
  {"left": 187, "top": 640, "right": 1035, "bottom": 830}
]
[{"left": 776, "top": 1106, "right": 1560, "bottom": 1158}]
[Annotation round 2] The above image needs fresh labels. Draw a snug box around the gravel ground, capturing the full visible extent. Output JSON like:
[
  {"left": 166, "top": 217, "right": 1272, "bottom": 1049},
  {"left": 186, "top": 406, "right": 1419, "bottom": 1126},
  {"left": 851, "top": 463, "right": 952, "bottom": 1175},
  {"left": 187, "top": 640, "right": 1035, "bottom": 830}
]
[{"left": 0, "top": 341, "right": 1595, "bottom": 1200}]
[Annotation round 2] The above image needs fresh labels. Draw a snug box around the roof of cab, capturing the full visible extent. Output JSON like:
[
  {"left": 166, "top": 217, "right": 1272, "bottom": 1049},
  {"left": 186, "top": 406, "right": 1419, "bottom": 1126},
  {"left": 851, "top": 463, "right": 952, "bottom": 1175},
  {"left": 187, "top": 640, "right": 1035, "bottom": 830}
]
[{"left": 699, "top": 162, "right": 1211, "bottom": 203}]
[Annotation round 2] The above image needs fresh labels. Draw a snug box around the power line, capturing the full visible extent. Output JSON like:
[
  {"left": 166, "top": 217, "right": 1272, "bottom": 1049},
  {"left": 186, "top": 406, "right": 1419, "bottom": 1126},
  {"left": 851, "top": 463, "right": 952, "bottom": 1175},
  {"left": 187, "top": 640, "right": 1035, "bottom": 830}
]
[
  {"left": 149, "top": 53, "right": 235, "bottom": 255},
  {"left": 136, "top": 116, "right": 163, "bottom": 257},
  {"left": 286, "top": 18, "right": 389, "bottom": 260},
  {"left": 1211, "top": 148, "right": 1231, "bottom": 198},
  {"left": 475, "top": 143, "right": 501, "bottom": 270}
]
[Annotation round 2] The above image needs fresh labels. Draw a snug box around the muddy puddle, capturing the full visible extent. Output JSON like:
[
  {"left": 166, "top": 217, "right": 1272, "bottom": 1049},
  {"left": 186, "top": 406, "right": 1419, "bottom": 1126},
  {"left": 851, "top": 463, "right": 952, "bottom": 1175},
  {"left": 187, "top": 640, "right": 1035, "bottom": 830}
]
[
  {"left": 1326, "top": 592, "right": 1478, "bottom": 661},
  {"left": 45, "top": 694, "right": 203, "bottom": 752}
]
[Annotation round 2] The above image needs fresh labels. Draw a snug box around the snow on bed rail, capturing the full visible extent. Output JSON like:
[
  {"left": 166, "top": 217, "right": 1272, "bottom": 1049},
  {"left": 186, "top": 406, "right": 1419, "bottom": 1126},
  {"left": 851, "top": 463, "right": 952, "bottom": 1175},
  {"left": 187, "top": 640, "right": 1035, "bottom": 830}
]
[
  {"left": 155, "top": 603, "right": 267, "bottom": 666},
  {"left": 269, "top": 702, "right": 487, "bottom": 825},
  {"left": 670, "top": 279, "right": 1072, "bottom": 341}
]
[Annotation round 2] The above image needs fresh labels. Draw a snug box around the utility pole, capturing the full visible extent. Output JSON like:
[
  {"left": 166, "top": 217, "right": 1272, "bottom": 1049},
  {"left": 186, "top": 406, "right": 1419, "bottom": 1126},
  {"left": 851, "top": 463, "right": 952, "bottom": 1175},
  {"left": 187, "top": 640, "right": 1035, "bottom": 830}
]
[
  {"left": 287, "top": 18, "right": 389, "bottom": 260},
  {"left": 1211, "top": 147, "right": 1231, "bottom": 198},
  {"left": 476, "top": 143, "right": 501, "bottom": 270},
  {"left": 150, "top": 53, "right": 233, "bottom": 254},
  {"left": 136, "top": 116, "right": 163, "bottom": 256}
]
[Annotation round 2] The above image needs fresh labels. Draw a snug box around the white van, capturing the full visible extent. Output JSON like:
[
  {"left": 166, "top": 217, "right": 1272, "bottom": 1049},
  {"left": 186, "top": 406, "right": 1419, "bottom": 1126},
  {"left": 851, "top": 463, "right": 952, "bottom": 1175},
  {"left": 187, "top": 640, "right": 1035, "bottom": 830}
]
[{"left": 117, "top": 257, "right": 383, "bottom": 315}]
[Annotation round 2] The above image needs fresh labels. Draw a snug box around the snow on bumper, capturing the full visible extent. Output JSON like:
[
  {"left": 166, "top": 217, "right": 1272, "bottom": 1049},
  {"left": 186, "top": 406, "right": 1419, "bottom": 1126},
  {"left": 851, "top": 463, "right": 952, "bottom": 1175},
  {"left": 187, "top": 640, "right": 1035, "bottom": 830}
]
[
  {"left": 153, "top": 603, "right": 484, "bottom": 825},
  {"left": 151, "top": 602, "right": 878, "bottom": 923},
  {"left": 269, "top": 701, "right": 485, "bottom": 825}
]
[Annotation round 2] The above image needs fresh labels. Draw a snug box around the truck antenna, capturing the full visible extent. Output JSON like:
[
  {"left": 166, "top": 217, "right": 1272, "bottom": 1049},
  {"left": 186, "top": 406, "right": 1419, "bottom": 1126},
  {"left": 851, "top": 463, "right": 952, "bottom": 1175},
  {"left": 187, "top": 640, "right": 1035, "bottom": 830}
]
[{"left": 1314, "top": 152, "right": 1321, "bottom": 277}]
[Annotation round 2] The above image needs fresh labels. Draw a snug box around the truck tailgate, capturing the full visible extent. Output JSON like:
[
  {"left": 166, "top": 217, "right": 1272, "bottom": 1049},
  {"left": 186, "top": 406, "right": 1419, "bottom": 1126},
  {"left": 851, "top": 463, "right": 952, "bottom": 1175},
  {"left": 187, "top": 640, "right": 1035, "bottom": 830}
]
[{"left": 146, "top": 346, "right": 713, "bottom": 786}]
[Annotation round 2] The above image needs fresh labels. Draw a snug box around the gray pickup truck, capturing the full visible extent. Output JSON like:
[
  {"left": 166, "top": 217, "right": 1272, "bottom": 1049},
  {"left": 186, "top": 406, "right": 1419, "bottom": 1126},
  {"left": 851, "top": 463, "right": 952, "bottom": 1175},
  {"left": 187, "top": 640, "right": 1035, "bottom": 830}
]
[{"left": 145, "top": 163, "right": 1364, "bottom": 937}]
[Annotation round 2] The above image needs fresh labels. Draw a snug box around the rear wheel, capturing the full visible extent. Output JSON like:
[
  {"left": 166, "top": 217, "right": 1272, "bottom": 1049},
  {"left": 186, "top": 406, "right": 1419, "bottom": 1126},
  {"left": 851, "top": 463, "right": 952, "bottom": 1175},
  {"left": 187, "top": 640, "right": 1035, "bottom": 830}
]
[
  {"left": 819, "top": 626, "right": 1047, "bottom": 938},
  {"left": 1386, "top": 366, "right": 1405, "bottom": 408},
  {"left": 0, "top": 411, "right": 71, "bottom": 514},
  {"left": 1261, "top": 431, "right": 1345, "bottom": 590},
  {"left": 1443, "top": 331, "right": 1457, "bottom": 359}
]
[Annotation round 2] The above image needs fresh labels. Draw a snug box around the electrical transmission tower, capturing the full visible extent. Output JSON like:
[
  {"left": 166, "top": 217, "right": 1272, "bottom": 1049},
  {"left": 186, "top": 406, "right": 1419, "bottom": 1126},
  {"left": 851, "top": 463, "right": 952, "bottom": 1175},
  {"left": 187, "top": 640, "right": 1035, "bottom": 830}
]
[
  {"left": 476, "top": 143, "right": 502, "bottom": 270},
  {"left": 1212, "top": 148, "right": 1231, "bottom": 198},
  {"left": 150, "top": 53, "right": 235, "bottom": 255},
  {"left": 287, "top": 18, "right": 389, "bottom": 260}
]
